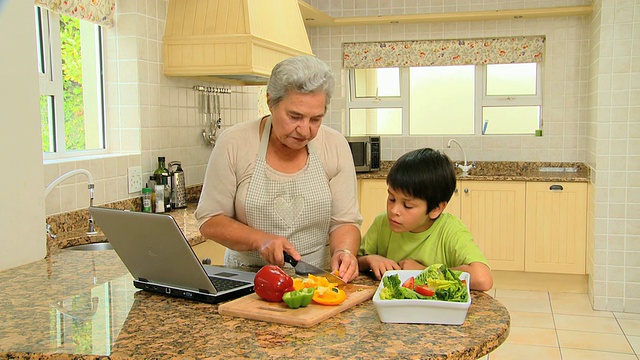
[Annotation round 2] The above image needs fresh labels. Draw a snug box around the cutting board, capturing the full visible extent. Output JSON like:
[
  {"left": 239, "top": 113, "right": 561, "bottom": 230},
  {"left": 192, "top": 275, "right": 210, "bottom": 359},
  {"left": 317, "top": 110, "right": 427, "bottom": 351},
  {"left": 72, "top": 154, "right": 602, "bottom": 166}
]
[{"left": 218, "top": 284, "right": 376, "bottom": 328}]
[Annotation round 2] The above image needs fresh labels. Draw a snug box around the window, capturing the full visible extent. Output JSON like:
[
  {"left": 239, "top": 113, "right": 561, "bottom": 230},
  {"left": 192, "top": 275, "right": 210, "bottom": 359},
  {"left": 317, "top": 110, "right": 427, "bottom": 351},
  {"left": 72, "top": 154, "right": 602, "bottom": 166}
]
[
  {"left": 35, "top": 7, "right": 106, "bottom": 157},
  {"left": 347, "top": 63, "right": 542, "bottom": 136}
]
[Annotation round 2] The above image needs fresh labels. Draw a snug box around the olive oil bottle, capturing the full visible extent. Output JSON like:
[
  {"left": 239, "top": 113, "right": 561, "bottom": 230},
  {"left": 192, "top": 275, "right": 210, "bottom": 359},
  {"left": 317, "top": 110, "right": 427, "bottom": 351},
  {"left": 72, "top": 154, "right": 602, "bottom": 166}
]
[{"left": 153, "top": 157, "right": 171, "bottom": 212}]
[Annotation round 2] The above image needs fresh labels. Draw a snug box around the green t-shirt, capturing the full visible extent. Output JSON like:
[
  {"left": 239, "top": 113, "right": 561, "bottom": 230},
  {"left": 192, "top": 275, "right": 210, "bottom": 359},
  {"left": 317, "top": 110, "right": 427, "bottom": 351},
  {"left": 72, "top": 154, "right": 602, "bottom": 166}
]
[{"left": 359, "top": 212, "right": 489, "bottom": 268}]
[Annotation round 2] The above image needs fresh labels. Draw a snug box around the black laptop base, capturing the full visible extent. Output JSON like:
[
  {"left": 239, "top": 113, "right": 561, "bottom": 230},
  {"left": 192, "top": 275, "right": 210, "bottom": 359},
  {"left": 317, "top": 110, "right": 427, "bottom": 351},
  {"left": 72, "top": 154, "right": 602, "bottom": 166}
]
[{"left": 134, "top": 280, "right": 255, "bottom": 304}]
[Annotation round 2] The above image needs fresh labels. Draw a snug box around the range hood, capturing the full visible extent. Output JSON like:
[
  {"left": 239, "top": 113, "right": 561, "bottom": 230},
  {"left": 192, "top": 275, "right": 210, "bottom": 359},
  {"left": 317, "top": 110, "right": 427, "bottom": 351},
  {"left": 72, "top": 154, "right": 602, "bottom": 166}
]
[{"left": 163, "top": 0, "right": 313, "bottom": 85}]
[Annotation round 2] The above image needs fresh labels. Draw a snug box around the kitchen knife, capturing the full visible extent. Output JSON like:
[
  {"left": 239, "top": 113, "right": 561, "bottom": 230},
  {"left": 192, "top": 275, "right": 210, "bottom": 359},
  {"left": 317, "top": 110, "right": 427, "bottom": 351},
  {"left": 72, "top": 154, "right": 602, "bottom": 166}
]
[{"left": 283, "top": 252, "right": 346, "bottom": 286}]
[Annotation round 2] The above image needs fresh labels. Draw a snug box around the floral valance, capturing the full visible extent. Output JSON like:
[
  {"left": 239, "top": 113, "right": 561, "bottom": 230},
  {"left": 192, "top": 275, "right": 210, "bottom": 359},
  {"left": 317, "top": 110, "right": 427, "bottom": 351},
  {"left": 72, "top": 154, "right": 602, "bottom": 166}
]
[
  {"left": 343, "top": 36, "right": 545, "bottom": 68},
  {"left": 34, "top": 0, "right": 115, "bottom": 27}
]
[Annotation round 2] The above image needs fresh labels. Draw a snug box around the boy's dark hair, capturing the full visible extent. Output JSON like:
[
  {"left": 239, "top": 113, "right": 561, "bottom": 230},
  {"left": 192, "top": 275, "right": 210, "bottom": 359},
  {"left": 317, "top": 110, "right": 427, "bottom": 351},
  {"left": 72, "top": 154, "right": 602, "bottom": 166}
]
[{"left": 386, "top": 148, "right": 457, "bottom": 213}]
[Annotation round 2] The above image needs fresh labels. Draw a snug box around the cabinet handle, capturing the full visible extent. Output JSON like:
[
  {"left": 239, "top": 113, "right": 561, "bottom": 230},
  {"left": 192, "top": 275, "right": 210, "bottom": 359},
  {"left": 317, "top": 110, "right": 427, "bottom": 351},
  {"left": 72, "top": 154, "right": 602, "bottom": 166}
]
[
  {"left": 454, "top": 188, "right": 459, "bottom": 193},
  {"left": 464, "top": 188, "right": 469, "bottom": 193},
  {"left": 549, "top": 184, "right": 564, "bottom": 191}
]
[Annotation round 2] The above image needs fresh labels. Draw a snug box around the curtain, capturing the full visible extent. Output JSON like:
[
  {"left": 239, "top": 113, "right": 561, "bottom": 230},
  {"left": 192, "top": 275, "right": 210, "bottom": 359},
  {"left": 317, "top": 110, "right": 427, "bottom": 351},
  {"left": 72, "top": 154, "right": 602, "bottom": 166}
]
[
  {"left": 34, "top": 0, "right": 115, "bottom": 27},
  {"left": 343, "top": 36, "right": 545, "bottom": 68}
]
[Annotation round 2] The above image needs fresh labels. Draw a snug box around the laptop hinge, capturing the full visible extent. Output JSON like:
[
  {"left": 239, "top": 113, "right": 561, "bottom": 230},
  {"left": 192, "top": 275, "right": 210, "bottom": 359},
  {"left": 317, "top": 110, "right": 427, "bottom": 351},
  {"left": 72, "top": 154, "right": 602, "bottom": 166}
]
[
  {"left": 138, "top": 277, "right": 149, "bottom": 282},
  {"left": 199, "top": 288, "right": 210, "bottom": 294}
]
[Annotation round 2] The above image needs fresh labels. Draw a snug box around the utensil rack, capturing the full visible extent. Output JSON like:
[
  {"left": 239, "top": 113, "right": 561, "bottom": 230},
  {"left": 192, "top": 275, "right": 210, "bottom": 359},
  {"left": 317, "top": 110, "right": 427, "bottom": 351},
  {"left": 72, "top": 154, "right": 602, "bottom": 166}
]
[{"left": 194, "top": 86, "right": 231, "bottom": 146}]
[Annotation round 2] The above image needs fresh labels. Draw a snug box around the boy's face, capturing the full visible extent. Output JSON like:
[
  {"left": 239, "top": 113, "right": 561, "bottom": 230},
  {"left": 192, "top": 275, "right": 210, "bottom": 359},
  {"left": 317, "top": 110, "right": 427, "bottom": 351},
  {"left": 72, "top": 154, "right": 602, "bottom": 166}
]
[{"left": 386, "top": 187, "right": 439, "bottom": 233}]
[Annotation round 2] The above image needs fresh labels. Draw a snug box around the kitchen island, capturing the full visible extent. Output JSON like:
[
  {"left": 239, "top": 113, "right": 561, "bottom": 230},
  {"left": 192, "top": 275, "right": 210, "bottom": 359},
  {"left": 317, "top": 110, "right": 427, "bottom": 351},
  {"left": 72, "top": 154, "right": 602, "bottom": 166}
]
[{"left": 0, "top": 248, "right": 509, "bottom": 359}]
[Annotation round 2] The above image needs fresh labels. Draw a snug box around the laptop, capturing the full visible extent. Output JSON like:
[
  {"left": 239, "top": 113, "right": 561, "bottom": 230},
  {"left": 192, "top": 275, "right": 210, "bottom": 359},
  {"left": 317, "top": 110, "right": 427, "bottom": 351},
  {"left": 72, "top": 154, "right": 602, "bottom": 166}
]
[{"left": 89, "top": 206, "right": 255, "bottom": 304}]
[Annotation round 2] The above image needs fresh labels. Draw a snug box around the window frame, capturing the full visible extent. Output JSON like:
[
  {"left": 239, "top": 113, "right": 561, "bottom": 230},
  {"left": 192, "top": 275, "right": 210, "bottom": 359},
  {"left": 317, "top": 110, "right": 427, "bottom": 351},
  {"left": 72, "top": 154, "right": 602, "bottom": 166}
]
[
  {"left": 36, "top": 7, "right": 107, "bottom": 160},
  {"left": 346, "top": 63, "right": 543, "bottom": 136}
]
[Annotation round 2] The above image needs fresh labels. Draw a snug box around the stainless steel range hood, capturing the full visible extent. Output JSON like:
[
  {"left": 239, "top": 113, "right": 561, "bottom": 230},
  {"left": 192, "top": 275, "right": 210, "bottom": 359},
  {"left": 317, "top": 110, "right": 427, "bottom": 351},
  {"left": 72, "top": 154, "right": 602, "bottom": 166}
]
[{"left": 163, "top": 0, "right": 313, "bottom": 85}]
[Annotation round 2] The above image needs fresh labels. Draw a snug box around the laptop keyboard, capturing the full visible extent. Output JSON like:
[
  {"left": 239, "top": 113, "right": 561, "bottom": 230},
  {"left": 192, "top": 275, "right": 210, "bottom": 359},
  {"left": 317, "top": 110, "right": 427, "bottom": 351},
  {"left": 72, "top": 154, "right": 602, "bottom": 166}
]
[{"left": 209, "top": 276, "right": 248, "bottom": 292}]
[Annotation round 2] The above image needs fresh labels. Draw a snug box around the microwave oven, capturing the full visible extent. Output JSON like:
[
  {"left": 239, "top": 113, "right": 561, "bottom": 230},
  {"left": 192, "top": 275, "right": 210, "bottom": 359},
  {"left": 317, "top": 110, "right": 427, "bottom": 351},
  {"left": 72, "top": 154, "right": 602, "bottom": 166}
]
[{"left": 346, "top": 136, "right": 380, "bottom": 173}]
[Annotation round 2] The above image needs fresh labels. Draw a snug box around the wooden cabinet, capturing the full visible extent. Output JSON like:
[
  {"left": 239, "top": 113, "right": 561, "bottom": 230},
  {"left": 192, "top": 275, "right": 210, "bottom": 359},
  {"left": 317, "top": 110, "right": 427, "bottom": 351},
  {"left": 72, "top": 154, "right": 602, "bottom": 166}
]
[
  {"left": 192, "top": 240, "right": 227, "bottom": 266},
  {"left": 358, "top": 179, "right": 388, "bottom": 234},
  {"left": 458, "top": 181, "right": 526, "bottom": 272},
  {"left": 357, "top": 178, "right": 587, "bottom": 275},
  {"left": 446, "top": 188, "right": 461, "bottom": 218},
  {"left": 524, "top": 182, "right": 587, "bottom": 274}
]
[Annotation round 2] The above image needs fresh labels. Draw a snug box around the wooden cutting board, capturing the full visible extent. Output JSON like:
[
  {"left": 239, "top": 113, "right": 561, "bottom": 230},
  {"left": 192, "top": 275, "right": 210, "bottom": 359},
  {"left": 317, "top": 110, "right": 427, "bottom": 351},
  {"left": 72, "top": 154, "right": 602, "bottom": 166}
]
[{"left": 218, "top": 284, "right": 376, "bottom": 328}]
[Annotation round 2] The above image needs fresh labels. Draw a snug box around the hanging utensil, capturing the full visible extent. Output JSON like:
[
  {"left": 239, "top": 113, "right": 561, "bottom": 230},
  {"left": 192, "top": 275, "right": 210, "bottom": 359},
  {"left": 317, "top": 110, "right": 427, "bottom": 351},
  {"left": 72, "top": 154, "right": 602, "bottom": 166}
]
[
  {"left": 201, "top": 89, "right": 210, "bottom": 144},
  {"left": 216, "top": 93, "right": 222, "bottom": 130}
]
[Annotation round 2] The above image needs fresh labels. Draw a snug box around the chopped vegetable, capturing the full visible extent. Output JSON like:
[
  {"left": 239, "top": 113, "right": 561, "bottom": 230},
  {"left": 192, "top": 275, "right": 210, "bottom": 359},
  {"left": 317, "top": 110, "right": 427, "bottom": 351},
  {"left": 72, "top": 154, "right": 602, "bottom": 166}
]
[
  {"left": 379, "top": 264, "right": 468, "bottom": 302},
  {"left": 254, "top": 265, "right": 295, "bottom": 302},
  {"left": 401, "top": 277, "right": 414, "bottom": 289},
  {"left": 282, "top": 287, "right": 315, "bottom": 309},
  {"left": 312, "top": 286, "right": 347, "bottom": 306}
]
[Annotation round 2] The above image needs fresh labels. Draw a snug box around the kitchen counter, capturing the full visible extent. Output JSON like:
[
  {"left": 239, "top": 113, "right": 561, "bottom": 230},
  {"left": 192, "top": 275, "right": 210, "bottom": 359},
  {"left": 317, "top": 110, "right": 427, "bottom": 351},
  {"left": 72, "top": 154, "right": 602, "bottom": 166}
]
[
  {"left": 0, "top": 249, "right": 509, "bottom": 359},
  {"left": 358, "top": 161, "right": 590, "bottom": 182},
  {"left": 47, "top": 203, "right": 206, "bottom": 255}
]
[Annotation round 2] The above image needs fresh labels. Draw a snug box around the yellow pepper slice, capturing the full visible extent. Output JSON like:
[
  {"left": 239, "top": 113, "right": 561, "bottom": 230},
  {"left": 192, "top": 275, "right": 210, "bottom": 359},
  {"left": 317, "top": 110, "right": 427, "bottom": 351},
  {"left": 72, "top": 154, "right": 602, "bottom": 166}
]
[{"left": 312, "top": 286, "right": 347, "bottom": 306}]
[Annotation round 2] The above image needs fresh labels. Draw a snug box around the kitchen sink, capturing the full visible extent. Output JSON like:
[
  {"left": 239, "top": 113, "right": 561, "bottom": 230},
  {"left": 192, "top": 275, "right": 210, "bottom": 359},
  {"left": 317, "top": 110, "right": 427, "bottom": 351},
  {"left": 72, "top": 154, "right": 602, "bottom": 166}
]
[{"left": 64, "top": 242, "right": 113, "bottom": 251}]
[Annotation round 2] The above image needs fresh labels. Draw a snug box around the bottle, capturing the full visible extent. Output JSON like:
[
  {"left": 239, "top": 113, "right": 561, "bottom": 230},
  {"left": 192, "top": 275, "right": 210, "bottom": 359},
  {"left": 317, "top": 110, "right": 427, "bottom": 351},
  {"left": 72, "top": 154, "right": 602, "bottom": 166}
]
[
  {"left": 142, "top": 187, "right": 152, "bottom": 212},
  {"left": 148, "top": 176, "right": 156, "bottom": 213},
  {"left": 154, "top": 157, "right": 172, "bottom": 212},
  {"left": 154, "top": 184, "right": 165, "bottom": 213}
]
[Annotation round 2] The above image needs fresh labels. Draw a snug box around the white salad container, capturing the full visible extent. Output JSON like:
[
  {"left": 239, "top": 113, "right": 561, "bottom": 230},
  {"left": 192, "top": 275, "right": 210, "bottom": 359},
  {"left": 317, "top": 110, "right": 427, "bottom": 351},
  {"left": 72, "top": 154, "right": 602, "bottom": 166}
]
[{"left": 372, "top": 270, "right": 471, "bottom": 325}]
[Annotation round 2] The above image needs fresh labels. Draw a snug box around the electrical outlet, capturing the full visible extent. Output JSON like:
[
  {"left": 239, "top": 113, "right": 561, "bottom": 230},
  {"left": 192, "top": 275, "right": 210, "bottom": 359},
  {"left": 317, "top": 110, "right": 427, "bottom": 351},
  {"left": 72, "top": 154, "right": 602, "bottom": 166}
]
[{"left": 128, "top": 166, "right": 143, "bottom": 193}]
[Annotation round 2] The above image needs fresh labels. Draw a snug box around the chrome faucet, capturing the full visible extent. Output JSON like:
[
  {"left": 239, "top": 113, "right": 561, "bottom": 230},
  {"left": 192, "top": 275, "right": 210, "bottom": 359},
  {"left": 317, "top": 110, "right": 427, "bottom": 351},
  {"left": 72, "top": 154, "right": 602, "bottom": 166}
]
[
  {"left": 447, "top": 139, "right": 474, "bottom": 174},
  {"left": 45, "top": 169, "right": 97, "bottom": 237}
]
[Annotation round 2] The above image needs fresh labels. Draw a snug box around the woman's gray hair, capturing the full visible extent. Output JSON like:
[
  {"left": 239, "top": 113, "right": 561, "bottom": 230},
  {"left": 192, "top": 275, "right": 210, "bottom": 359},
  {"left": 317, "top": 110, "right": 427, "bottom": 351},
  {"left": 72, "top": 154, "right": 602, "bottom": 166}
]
[{"left": 266, "top": 56, "right": 335, "bottom": 109}]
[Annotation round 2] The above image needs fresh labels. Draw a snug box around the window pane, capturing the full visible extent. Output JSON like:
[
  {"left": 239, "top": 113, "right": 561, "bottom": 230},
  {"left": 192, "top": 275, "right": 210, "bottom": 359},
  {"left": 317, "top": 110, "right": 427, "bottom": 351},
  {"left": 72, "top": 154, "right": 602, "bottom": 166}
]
[
  {"left": 486, "top": 63, "right": 537, "bottom": 96},
  {"left": 482, "top": 106, "right": 540, "bottom": 135},
  {"left": 40, "top": 95, "right": 55, "bottom": 153},
  {"left": 349, "top": 108, "right": 402, "bottom": 135},
  {"left": 59, "top": 14, "right": 104, "bottom": 152},
  {"left": 409, "top": 65, "right": 475, "bottom": 135},
  {"left": 354, "top": 68, "right": 400, "bottom": 98}
]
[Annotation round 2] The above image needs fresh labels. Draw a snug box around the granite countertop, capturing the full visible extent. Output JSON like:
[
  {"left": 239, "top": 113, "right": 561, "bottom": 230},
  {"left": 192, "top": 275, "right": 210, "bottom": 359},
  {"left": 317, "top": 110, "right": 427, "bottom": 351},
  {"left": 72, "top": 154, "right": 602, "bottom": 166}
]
[
  {"left": 0, "top": 249, "right": 510, "bottom": 359},
  {"left": 358, "top": 161, "right": 590, "bottom": 182}
]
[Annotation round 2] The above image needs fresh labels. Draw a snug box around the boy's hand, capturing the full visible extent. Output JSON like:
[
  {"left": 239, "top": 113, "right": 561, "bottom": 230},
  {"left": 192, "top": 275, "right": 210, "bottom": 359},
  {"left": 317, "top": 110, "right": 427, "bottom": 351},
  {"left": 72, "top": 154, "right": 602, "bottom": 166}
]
[
  {"left": 398, "top": 259, "right": 426, "bottom": 271},
  {"left": 365, "top": 255, "right": 401, "bottom": 280}
]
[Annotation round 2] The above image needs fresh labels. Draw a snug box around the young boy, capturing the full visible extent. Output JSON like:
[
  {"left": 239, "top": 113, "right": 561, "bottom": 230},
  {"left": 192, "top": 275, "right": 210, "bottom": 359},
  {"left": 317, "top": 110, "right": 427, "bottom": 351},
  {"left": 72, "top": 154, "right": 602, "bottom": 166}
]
[{"left": 357, "top": 148, "right": 493, "bottom": 291}]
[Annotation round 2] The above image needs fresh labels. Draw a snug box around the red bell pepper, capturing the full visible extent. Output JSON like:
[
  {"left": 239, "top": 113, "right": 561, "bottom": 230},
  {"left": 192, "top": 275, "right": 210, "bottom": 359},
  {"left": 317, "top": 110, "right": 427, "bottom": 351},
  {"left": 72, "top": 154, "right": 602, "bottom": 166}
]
[{"left": 254, "top": 265, "right": 295, "bottom": 302}]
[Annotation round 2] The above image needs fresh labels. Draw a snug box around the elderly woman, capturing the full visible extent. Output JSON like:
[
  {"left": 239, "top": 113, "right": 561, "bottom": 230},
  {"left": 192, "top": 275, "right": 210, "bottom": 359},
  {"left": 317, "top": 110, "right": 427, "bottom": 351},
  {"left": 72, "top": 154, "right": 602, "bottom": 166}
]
[{"left": 195, "top": 56, "right": 362, "bottom": 282}]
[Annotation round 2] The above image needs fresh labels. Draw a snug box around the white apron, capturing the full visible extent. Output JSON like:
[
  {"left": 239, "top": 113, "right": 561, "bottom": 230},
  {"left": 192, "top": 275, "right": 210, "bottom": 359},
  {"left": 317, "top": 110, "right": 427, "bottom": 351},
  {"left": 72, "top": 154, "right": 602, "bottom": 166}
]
[{"left": 225, "top": 117, "right": 332, "bottom": 268}]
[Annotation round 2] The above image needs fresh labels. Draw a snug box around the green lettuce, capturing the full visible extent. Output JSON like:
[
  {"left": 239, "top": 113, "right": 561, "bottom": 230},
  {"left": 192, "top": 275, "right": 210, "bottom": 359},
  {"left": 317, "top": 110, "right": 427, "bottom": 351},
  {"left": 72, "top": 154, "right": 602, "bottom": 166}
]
[{"left": 379, "top": 264, "right": 469, "bottom": 302}]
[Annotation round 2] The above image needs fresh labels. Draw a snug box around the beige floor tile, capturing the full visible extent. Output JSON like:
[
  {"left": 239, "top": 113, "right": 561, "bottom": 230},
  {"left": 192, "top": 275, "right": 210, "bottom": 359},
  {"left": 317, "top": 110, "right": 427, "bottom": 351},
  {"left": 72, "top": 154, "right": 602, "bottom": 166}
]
[
  {"left": 505, "top": 327, "right": 558, "bottom": 347},
  {"left": 618, "top": 318, "right": 640, "bottom": 336},
  {"left": 509, "top": 311, "right": 555, "bottom": 329},
  {"left": 561, "top": 348, "right": 639, "bottom": 360},
  {"left": 487, "top": 343, "right": 561, "bottom": 360},
  {"left": 550, "top": 292, "right": 613, "bottom": 317},
  {"left": 495, "top": 289, "right": 550, "bottom": 300},
  {"left": 497, "top": 296, "right": 552, "bottom": 313},
  {"left": 557, "top": 330, "right": 634, "bottom": 353},
  {"left": 554, "top": 314, "right": 623, "bottom": 334},
  {"left": 492, "top": 270, "right": 587, "bottom": 293},
  {"left": 615, "top": 312, "right": 640, "bottom": 321},
  {"left": 626, "top": 335, "right": 640, "bottom": 354}
]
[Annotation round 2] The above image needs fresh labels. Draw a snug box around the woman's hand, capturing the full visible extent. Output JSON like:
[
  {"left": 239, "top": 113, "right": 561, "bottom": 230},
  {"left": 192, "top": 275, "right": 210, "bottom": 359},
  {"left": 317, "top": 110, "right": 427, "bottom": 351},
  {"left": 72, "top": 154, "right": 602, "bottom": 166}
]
[
  {"left": 361, "top": 255, "right": 401, "bottom": 280},
  {"left": 331, "top": 249, "right": 359, "bottom": 283},
  {"left": 257, "top": 235, "right": 300, "bottom": 267},
  {"left": 398, "top": 258, "right": 426, "bottom": 271}
]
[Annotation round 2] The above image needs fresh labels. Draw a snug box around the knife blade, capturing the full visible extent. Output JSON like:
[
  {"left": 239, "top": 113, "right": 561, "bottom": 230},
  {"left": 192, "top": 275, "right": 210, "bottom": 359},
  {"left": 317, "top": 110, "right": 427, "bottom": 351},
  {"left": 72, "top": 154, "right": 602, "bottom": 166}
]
[{"left": 283, "top": 252, "right": 346, "bottom": 286}]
